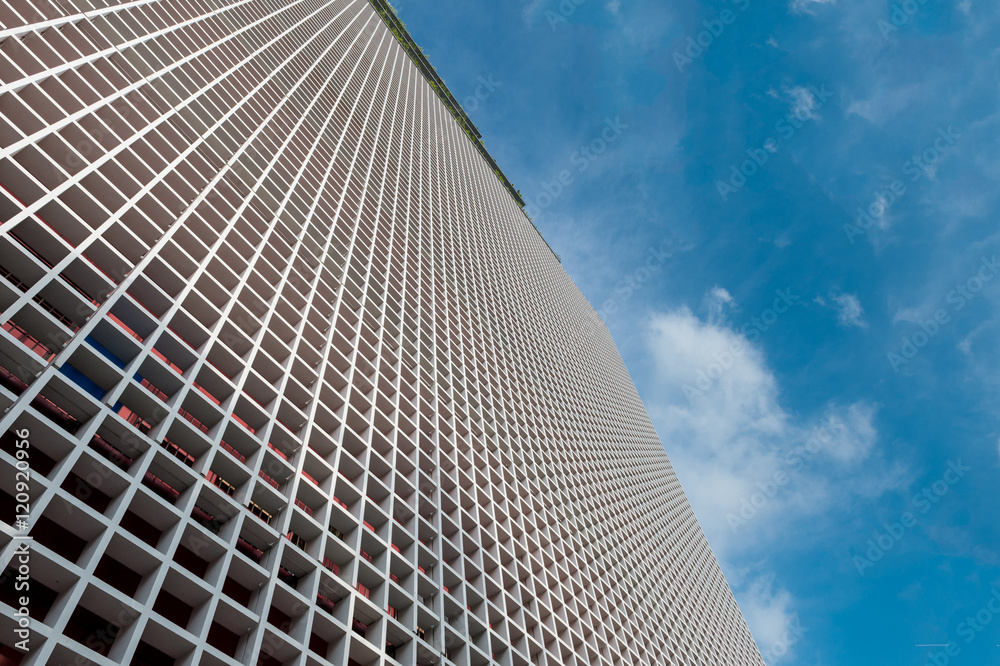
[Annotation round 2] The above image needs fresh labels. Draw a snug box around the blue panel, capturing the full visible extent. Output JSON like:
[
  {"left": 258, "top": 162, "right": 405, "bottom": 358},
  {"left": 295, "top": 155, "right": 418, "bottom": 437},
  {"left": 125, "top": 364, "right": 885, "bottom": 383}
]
[
  {"left": 59, "top": 364, "right": 105, "bottom": 401},
  {"left": 85, "top": 335, "right": 126, "bottom": 368}
]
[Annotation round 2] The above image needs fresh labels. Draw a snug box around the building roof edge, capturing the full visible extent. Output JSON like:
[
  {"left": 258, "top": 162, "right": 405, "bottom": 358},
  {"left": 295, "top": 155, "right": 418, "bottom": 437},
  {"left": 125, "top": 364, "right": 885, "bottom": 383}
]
[{"left": 369, "top": 0, "right": 562, "bottom": 263}]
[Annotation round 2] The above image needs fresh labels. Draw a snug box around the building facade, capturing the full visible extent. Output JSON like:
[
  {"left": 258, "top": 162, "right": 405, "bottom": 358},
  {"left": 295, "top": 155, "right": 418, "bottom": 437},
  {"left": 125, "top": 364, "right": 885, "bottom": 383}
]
[{"left": 0, "top": 0, "right": 765, "bottom": 665}]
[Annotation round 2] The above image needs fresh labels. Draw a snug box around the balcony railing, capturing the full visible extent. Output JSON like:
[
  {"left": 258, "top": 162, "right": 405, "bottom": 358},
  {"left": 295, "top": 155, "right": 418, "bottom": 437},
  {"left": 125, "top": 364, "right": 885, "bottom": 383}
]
[
  {"left": 34, "top": 393, "right": 81, "bottom": 433},
  {"left": 193, "top": 381, "right": 221, "bottom": 406},
  {"left": 191, "top": 505, "right": 219, "bottom": 532},
  {"left": 258, "top": 469, "right": 279, "bottom": 489},
  {"left": 139, "top": 377, "right": 169, "bottom": 402},
  {"left": 142, "top": 471, "right": 180, "bottom": 504},
  {"left": 294, "top": 498, "right": 313, "bottom": 516},
  {"left": 247, "top": 500, "right": 272, "bottom": 525},
  {"left": 151, "top": 348, "right": 184, "bottom": 375},
  {"left": 220, "top": 440, "right": 245, "bottom": 463},
  {"left": 90, "top": 434, "right": 133, "bottom": 469},
  {"left": 108, "top": 313, "right": 143, "bottom": 342},
  {"left": 118, "top": 405, "right": 152, "bottom": 434},
  {"left": 231, "top": 413, "right": 255, "bottom": 435},
  {"left": 206, "top": 471, "right": 236, "bottom": 496},
  {"left": 316, "top": 594, "right": 336, "bottom": 614},
  {"left": 3, "top": 321, "right": 55, "bottom": 361},
  {"left": 267, "top": 441, "right": 288, "bottom": 460},
  {"left": 178, "top": 407, "right": 209, "bottom": 434},
  {"left": 0, "top": 265, "right": 29, "bottom": 292},
  {"left": 277, "top": 566, "right": 299, "bottom": 588},
  {"left": 236, "top": 536, "right": 263, "bottom": 563},
  {"left": 161, "top": 437, "right": 195, "bottom": 467},
  {"left": 286, "top": 531, "right": 306, "bottom": 550},
  {"left": 0, "top": 365, "right": 28, "bottom": 396},
  {"left": 35, "top": 293, "right": 80, "bottom": 332}
]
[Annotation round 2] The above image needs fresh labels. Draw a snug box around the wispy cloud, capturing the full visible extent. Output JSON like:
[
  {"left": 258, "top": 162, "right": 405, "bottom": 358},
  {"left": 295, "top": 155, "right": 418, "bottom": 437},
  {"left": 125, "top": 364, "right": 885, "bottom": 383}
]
[
  {"left": 642, "top": 293, "right": 905, "bottom": 661},
  {"left": 817, "top": 293, "right": 868, "bottom": 328},
  {"left": 739, "top": 574, "right": 803, "bottom": 663},
  {"left": 785, "top": 85, "right": 822, "bottom": 121},
  {"left": 521, "top": 0, "right": 544, "bottom": 24},
  {"left": 706, "top": 286, "right": 734, "bottom": 323},
  {"left": 790, "top": 0, "right": 836, "bottom": 15}
]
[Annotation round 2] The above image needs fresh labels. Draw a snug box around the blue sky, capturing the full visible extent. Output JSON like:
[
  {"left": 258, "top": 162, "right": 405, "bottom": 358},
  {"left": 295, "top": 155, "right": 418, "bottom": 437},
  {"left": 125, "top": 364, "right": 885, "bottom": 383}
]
[{"left": 391, "top": 1, "right": 1000, "bottom": 664}]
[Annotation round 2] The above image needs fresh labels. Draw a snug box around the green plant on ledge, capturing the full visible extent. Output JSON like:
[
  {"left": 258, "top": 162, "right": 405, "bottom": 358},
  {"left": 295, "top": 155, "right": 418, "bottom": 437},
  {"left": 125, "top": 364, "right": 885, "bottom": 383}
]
[{"left": 367, "top": 0, "right": 561, "bottom": 262}]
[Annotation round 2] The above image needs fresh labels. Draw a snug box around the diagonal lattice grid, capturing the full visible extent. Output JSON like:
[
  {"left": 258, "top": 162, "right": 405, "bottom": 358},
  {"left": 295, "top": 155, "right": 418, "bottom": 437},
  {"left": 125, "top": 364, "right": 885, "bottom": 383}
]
[{"left": 0, "top": 1, "right": 765, "bottom": 665}]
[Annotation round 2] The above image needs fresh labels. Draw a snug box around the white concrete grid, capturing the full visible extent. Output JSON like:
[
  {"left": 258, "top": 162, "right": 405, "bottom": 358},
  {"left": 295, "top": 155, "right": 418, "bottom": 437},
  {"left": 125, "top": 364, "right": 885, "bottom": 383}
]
[{"left": 0, "top": 1, "right": 765, "bottom": 665}]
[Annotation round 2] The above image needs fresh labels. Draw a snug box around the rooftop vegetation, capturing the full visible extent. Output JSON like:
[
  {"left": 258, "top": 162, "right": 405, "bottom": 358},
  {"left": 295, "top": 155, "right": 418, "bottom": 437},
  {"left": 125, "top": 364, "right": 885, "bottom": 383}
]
[{"left": 368, "top": 0, "right": 561, "bottom": 263}]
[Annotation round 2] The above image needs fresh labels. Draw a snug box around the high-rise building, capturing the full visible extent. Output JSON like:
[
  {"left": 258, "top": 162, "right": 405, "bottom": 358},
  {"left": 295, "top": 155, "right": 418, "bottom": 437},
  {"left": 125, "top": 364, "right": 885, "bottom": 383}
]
[{"left": 0, "top": 0, "right": 764, "bottom": 665}]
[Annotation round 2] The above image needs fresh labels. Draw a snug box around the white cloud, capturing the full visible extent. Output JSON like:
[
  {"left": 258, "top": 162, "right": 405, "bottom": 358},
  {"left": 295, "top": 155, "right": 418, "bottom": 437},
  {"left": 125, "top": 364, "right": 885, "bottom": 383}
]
[
  {"left": 643, "top": 293, "right": 904, "bottom": 661},
  {"left": 740, "top": 575, "right": 804, "bottom": 663},
  {"left": 892, "top": 305, "right": 924, "bottom": 324},
  {"left": 823, "top": 292, "right": 868, "bottom": 328},
  {"left": 766, "top": 36, "right": 780, "bottom": 48},
  {"left": 706, "top": 286, "right": 734, "bottom": 323},
  {"left": 644, "top": 304, "right": 890, "bottom": 546},
  {"left": 846, "top": 83, "right": 924, "bottom": 126},
  {"left": 785, "top": 85, "right": 821, "bottom": 121},
  {"left": 825, "top": 400, "right": 877, "bottom": 462},
  {"left": 606, "top": 0, "right": 621, "bottom": 14}
]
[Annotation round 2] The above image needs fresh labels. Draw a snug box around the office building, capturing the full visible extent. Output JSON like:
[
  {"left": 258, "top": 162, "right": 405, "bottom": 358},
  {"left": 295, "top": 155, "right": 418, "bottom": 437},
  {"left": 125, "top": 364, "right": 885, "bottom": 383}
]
[{"left": 0, "top": 0, "right": 765, "bottom": 664}]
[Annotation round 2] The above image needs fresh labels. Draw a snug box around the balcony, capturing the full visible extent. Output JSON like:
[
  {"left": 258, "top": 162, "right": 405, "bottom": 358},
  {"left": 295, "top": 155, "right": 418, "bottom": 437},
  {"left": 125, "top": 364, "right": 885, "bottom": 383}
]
[
  {"left": 2, "top": 321, "right": 55, "bottom": 362},
  {"left": 247, "top": 499, "right": 272, "bottom": 526},
  {"left": 206, "top": 471, "right": 236, "bottom": 496},
  {"left": 89, "top": 434, "right": 133, "bottom": 469},
  {"left": 33, "top": 392, "right": 82, "bottom": 433},
  {"left": 141, "top": 471, "right": 180, "bottom": 504},
  {"left": 235, "top": 536, "right": 264, "bottom": 564},
  {"left": 294, "top": 498, "right": 313, "bottom": 516},
  {"left": 220, "top": 439, "right": 246, "bottom": 464},
  {"left": 160, "top": 437, "right": 195, "bottom": 467}
]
